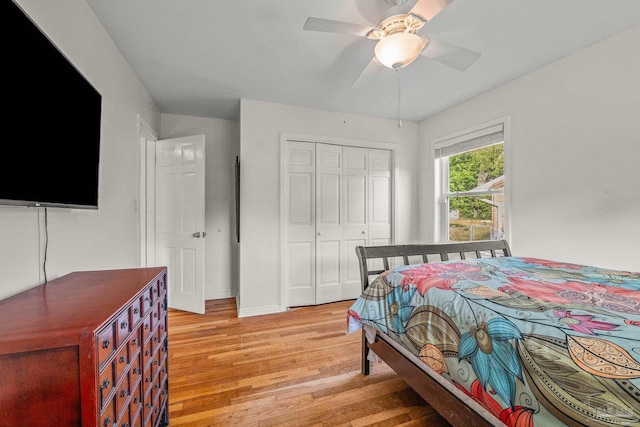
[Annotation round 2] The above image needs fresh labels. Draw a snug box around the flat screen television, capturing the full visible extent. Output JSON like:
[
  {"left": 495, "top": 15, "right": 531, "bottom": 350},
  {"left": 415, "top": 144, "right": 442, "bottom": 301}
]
[{"left": 1, "top": 0, "right": 102, "bottom": 209}]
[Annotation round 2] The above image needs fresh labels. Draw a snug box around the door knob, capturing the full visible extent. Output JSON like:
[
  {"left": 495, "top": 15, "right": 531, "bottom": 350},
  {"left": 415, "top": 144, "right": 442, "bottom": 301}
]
[
  {"left": 362, "top": 230, "right": 366, "bottom": 234},
  {"left": 192, "top": 232, "right": 201, "bottom": 238}
]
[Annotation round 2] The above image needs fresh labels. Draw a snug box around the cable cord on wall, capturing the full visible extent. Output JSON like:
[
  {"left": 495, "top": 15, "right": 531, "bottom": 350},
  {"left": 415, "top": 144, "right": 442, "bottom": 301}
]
[{"left": 43, "top": 207, "right": 48, "bottom": 283}]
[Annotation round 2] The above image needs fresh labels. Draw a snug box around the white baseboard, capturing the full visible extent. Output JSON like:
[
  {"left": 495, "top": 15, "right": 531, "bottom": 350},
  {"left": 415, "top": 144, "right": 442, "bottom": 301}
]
[
  {"left": 205, "top": 290, "right": 236, "bottom": 300},
  {"left": 237, "top": 304, "right": 282, "bottom": 318}
]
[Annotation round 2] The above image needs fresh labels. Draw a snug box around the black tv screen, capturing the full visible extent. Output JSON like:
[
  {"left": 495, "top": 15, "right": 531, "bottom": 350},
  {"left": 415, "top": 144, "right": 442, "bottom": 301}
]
[{"left": 1, "top": 0, "right": 102, "bottom": 209}]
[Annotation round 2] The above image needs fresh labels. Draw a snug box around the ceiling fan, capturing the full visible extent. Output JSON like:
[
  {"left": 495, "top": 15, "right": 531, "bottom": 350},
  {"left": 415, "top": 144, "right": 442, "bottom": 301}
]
[{"left": 303, "top": 0, "right": 481, "bottom": 88}]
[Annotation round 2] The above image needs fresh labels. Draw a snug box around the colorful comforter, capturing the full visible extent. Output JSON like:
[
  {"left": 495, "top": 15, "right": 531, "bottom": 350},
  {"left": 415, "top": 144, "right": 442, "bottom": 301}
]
[{"left": 347, "top": 256, "right": 640, "bottom": 427}]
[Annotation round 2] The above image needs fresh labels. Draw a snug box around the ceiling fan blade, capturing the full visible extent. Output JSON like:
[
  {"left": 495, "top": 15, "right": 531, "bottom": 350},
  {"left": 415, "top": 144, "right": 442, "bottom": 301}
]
[
  {"left": 351, "top": 57, "right": 384, "bottom": 88},
  {"left": 421, "top": 38, "right": 480, "bottom": 71},
  {"left": 355, "top": 0, "right": 418, "bottom": 26},
  {"left": 409, "top": 0, "right": 454, "bottom": 21},
  {"left": 303, "top": 17, "right": 373, "bottom": 37}
]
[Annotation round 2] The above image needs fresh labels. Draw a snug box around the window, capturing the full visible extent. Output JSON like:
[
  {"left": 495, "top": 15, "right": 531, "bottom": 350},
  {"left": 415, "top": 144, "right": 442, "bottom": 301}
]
[{"left": 435, "top": 123, "right": 505, "bottom": 242}]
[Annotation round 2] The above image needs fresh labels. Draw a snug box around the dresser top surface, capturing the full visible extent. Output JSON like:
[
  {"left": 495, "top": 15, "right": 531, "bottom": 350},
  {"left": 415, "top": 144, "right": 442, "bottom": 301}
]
[{"left": 0, "top": 267, "right": 166, "bottom": 352}]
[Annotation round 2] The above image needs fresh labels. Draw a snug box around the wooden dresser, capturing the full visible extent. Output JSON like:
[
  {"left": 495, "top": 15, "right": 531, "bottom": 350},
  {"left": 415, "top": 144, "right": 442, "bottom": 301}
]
[{"left": 0, "top": 267, "right": 169, "bottom": 427}]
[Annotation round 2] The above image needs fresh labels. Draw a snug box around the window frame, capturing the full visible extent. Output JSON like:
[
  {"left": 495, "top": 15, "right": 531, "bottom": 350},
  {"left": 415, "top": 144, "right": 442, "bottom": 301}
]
[{"left": 432, "top": 117, "right": 510, "bottom": 243}]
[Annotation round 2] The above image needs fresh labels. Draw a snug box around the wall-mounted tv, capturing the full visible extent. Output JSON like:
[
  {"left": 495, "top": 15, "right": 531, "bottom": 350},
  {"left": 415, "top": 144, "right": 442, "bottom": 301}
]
[{"left": 1, "top": 0, "right": 102, "bottom": 209}]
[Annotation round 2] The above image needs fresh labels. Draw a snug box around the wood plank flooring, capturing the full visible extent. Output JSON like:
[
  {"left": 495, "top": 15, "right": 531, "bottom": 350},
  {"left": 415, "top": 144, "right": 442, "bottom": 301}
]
[{"left": 167, "top": 298, "right": 451, "bottom": 427}]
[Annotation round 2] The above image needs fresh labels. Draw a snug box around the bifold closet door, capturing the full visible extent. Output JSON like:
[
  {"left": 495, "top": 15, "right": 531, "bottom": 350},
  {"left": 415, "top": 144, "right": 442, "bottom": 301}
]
[
  {"left": 284, "top": 141, "right": 392, "bottom": 307},
  {"left": 342, "top": 147, "right": 369, "bottom": 300},
  {"left": 315, "top": 144, "right": 343, "bottom": 304},
  {"left": 284, "top": 141, "right": 316, "bottom": 307}
]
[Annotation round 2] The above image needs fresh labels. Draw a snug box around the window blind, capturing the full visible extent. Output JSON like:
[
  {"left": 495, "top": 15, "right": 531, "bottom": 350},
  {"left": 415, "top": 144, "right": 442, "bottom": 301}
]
[{"left": 435, "top": 123, "right": 504, "bottom": 158}]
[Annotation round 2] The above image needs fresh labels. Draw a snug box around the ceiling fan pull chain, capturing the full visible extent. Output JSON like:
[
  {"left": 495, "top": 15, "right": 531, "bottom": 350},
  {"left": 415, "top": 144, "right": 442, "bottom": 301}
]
[{"left": 396, "top": 67, "right": 402, "bottom": 128}]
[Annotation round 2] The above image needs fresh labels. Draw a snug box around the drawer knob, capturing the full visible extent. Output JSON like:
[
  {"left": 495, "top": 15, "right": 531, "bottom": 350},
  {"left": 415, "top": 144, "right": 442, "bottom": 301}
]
[
  {"left": 102, "top": 339, "right": 110, "bottom": 349},
  {"left": 103, "top": 416, "right": 111, "bottom": 426},
  {"left": 133, "top": 368, "right": 140, "bottom": 374},
  {"left": 120, "top": 389, "right": 127, "bottom": 398},
  {"left": 119, "top": 355, "right": 126, "bottom": 363},
  {"left": 120, "top": 321, "right": 128, "bottom": 329},
  {"left": 101, "top": 379, "right": 110, "bottom": 389},
  {"left": 134, "top": 307, "right": 139, "bottom": 314},
  {"left": 133, "top": 397, "right": 140, "bottom": 404}
]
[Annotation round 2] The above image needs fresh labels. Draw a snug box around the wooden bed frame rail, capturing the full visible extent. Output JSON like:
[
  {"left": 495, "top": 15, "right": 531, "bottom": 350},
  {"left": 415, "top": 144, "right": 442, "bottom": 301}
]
[{"left": 355, "top": 239, "right": 512, "bottom": 427}]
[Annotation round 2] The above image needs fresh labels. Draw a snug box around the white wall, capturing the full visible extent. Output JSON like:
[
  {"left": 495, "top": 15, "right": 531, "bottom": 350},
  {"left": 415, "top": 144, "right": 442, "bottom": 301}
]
[
  {"left": 160, "top": 114, "right": 240, "bottom": 299},
  {"left": 419, "top": 25, "right": 640, "bottom": 271},
  {"left": 0, "top": 0, "right": 160, "bottom": 300},
  {"left": 238, "top": 100, "right": 420, "bottom": 316}
]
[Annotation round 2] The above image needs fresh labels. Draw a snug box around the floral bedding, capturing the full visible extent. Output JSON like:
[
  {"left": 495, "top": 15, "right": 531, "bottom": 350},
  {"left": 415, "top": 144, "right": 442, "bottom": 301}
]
[{"left": 347, "top": 256, "right": 640, "bottom": 426}]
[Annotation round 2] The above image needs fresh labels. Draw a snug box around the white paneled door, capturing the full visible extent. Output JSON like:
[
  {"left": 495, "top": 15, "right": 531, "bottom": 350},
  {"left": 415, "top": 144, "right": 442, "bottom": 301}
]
[
  {"left": 316, "top": 144, "right": 343, "bottom": 304},
  {"left": 342, "top": 147, "right": 369, "bottom": 299},
  {"left": 156, "top": 135, "right": 206, "bottom": 314},
  {"left": 284, "top": 141, "right": 392, "bottom": 307},
  {"left": 283, "top": 141, "right": 316, "bottom": 307}
]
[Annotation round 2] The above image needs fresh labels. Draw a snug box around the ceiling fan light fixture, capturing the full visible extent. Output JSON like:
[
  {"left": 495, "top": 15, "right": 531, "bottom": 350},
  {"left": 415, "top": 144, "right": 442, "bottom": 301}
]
[{"left": 374, "top": 32, "right": 426, "bottom": 69}]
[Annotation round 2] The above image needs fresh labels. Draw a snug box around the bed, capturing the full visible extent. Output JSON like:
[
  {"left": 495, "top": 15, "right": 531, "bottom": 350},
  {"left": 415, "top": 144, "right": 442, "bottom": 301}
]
[{"left": 347, "top": 240, "right": 640, "bottom": 427}]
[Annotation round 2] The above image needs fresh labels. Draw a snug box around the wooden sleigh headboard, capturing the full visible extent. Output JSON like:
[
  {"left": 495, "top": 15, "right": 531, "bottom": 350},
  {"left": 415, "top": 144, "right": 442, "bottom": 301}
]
[{"left": 356, "top": 239, "right": 512, "bottom": 290}]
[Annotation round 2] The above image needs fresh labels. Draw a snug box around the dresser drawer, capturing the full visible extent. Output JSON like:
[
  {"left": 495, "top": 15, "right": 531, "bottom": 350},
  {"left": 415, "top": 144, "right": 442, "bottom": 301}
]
[
  {"left": 141, "top": 313, "right": 153, "bottom": 343},
  {"left": 97, "top": 322, "right": 116, "bottom": 368},
  {"left": 118, "top": 404, "right": 131, "bottom": 427},
  {"left": 114, "top": 344, "right": 129, "bottom": 385},
  {"left": 129, "top": 351, "right": 142, "bottom": 388},
  {"left": 142, "top": 290, "right": 153, "bottom": 314},
  {"left": 158, "top": 276, "right": 167, "bottom": 295},
  {"left": 131, "top": 296, "right": 143, "bottom": 327},
  {"left": 129, "top": 328, "right": 142, "bottom": 357},
  {"left": 143, "top": 387, "right": 154, "bottom": 425},
  {"left": 100, "top": 397, "right": 116, "bottom": 427},
  {"left": 143, "top": 337, "right": 153, "bottom": 370},
  {"left": 99, "top": 361, "right": 115, "bottom": 409},
  {"left": 116, "top": 308, "right": 131, "bottom": 346},
  {"left": 130, "top": 380, "right": 143, "bottom": 421},
  {"left": 151, "top": 281, "right": 160, "bottom": 303},
  {"left": 115, "top": 374, "right": 130, "bottom": 421}
]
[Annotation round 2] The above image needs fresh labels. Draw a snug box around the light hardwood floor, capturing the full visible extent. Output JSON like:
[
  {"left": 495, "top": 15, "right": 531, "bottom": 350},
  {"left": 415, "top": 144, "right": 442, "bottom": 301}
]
[{"left": 167, "top": 298, "right": 452, "bottom": 426}]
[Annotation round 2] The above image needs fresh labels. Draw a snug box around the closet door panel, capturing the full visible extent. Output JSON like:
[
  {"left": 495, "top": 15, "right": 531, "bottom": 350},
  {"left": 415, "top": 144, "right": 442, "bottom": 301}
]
[
  {"left": 316, "top": 144, "right": 342, "bottom": 304},
  {"left": 285, "top": 142, "right": 316, "bottom": 307},
  {"left": 368, "top": 149, "right": 391, "bottom": 243},
  {"left": 284, "top": 141, "right": 393, "bottom": 307},
  {"left": 343, "top": 147, "right": 369, "bottom": 298}
]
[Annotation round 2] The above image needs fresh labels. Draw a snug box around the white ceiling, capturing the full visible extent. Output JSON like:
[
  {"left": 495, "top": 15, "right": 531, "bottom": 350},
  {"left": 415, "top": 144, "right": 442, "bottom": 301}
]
[{"left": 85, "top": 0, "right": 640, "bottom": 122}]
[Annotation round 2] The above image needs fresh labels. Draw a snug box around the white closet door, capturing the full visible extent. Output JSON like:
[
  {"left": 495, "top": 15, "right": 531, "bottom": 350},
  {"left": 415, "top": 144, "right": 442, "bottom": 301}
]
[
  {"left": 315, "top": 144, "right": 343, "bottom": 304},
  {"left": 284, "top": 142, "right": 316, "bottom": 306},
  {"left": 368, "top": 149, "right": 392, "bottom": 248},
  {"left": 342, "top": 147, "right": 369, "bottom": 300},
  {"left": 367, "top": 148, "right": 392, "bottom": 276},
  {"left": 284, "top": 141, "right": 393, "bottom": 307}
]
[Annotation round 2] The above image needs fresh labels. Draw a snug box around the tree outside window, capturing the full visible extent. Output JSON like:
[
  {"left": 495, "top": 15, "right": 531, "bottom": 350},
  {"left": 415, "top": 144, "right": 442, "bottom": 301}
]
[{"left": 435, "top": 123, "right": 505, "bottom": 242}]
